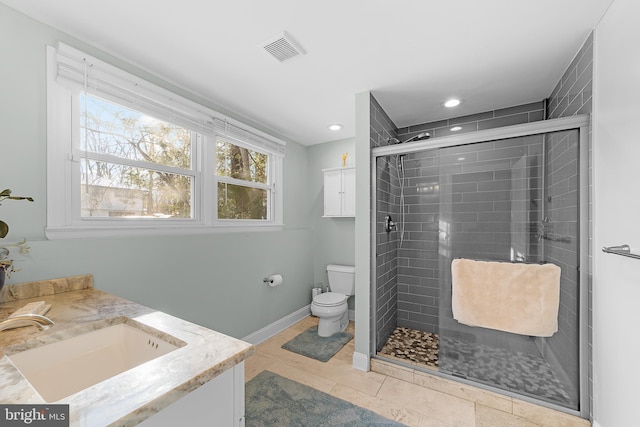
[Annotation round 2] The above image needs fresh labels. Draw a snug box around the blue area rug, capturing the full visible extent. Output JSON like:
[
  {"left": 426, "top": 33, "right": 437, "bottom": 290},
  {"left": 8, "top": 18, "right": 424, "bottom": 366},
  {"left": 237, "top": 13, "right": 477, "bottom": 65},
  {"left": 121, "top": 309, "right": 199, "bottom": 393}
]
[
  {"left": 245, "top": 371, "right": 404, "bottom": 427},
  {"left": 281, "top": 326, "right": 352, "bottom": 362}
]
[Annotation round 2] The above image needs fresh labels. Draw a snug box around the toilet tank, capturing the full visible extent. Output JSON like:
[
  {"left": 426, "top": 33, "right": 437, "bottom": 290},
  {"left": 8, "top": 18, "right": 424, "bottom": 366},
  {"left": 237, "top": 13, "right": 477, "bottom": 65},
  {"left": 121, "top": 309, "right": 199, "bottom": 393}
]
[{"left": 327, "top": 264, "right": 355, "bottom": 296}]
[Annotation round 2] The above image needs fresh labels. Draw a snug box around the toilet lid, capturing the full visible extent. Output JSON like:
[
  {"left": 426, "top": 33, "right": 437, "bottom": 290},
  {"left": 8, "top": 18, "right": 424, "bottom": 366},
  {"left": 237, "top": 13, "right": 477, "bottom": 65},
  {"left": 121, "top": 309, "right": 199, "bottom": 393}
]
[{"left": 313, "top": 292, "right": 347, "bottom": 307}]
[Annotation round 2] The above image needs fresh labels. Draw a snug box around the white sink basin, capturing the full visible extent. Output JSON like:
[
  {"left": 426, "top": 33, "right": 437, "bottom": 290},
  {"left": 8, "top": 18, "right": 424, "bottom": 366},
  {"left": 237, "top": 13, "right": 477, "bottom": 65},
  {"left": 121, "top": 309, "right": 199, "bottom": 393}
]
[{"left": 7, "top": 318, "right": 185, "bottom": 402}]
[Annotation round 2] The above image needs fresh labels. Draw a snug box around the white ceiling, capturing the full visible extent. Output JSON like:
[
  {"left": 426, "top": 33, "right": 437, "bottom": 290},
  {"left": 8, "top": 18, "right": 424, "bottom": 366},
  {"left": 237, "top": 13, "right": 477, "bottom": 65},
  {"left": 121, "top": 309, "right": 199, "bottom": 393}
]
[{"left": 2, "top": 0, "right": 613, "bottom": 145}]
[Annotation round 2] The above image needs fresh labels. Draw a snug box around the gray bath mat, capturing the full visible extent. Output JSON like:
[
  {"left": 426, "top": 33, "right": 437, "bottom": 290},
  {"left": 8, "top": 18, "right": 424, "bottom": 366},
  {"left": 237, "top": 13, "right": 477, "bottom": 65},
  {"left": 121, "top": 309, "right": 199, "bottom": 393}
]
[
  {"left": 246, "top": 371, "right": 404, "bottom": 427},
  {"left": 281, "top": 326, "right": 352, "bottom": 362}
]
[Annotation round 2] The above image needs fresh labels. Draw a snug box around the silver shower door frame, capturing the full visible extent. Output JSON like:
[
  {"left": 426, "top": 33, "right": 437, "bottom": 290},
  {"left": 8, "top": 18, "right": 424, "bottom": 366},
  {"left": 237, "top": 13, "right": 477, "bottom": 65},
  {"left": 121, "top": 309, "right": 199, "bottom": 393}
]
[{"left": 370, "top": 114, "right": 590, "bottom": 418}]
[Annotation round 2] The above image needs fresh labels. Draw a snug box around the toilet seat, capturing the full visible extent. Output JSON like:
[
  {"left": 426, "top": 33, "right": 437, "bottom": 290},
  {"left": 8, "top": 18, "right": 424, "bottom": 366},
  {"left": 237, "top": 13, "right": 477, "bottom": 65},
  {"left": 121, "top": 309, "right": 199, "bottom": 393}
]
[{"left": 313, "top": 292, "right": 347, "bottom": 307}]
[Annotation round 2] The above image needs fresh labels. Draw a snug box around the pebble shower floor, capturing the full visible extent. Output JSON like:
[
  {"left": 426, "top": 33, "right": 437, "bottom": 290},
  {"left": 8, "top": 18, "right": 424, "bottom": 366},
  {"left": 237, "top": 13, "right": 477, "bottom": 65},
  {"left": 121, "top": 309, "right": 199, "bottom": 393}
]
[{"left": 378, "top": 326, "right": 574, "bottom": 407}]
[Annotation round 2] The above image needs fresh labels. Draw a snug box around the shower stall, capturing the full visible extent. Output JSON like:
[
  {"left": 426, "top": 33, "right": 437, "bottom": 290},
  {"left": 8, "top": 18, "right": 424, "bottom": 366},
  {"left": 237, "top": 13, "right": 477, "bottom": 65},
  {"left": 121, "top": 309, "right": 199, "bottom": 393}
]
[{"left": 371, "top": 115, "right": 589, "bottom": 416}]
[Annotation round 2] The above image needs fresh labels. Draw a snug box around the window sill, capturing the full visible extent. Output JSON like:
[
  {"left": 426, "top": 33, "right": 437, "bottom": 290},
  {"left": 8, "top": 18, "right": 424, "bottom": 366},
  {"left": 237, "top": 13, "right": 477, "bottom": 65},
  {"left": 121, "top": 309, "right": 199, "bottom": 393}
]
[{"left": 45, "top": 223, "right": 284, "bottom": 240}]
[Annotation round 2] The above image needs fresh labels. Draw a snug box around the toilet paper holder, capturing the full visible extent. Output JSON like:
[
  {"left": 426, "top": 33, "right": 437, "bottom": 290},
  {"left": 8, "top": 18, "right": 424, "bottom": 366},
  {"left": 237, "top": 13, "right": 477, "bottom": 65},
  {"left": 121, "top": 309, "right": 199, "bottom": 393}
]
[{"left": 263, "top": 274, "right": 283, "bottom": 287}]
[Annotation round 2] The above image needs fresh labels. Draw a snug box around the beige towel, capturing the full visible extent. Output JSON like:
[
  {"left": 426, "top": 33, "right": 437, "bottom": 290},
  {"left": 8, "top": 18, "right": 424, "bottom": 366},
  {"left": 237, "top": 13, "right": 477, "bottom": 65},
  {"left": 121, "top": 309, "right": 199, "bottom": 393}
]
[{"left": 451, "top": 258, "right": 561, "bottom": 337}]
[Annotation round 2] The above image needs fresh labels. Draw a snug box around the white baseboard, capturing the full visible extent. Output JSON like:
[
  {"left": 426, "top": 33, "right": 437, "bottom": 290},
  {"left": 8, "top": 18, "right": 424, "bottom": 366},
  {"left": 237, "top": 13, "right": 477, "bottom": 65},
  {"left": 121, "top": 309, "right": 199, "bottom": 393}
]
[
  {"left": 242, "top": 305, "right": 311, "bottom": 345},
  {"left": 352, "top": 351, "right": 370, "bottom": 372}
]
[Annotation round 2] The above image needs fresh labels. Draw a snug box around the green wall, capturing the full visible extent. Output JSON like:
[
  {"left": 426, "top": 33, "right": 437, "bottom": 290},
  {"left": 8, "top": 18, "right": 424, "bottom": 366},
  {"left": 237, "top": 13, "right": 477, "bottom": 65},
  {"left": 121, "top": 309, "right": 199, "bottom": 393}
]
[
  {"left": 307, "top": 139, "right": 356, "bottom": 307},
  {"left": 0, "top": 3, "right": 314, "bottom": 339}
]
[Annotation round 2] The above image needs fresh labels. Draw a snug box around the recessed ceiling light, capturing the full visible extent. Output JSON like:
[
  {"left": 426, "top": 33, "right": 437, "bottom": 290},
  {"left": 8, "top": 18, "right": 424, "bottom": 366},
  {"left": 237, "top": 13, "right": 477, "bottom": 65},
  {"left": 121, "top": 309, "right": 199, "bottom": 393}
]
[
  {"left": 328, "top": 124, "right": 343, "bottom": 131},
  {"left": 444, "top": 98, "right": 461, "bottom": 108},
  {"left": 450, "top": 126, "right": 462, "bottom": 132}
]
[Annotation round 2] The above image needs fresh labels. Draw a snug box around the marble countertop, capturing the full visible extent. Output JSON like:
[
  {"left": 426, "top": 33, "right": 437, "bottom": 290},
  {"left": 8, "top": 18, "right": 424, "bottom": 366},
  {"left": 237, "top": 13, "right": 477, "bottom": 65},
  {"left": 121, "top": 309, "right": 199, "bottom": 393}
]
[{"left": 0, "top": 276, "right": 254, "bottom": 426}]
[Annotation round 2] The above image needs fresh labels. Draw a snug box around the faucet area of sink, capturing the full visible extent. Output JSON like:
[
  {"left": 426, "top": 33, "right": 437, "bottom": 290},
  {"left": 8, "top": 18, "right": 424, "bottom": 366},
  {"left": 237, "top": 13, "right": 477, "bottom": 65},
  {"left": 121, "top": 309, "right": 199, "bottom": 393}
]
[{"left": 5, "top": 317, "right": 186, "bottom": 402}]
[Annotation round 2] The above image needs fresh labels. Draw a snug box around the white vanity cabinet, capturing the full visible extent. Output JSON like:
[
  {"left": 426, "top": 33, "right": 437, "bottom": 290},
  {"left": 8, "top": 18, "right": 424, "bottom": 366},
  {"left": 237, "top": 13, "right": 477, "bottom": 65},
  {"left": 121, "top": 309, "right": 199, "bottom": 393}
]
[
  {"left": 139, "top": 362, "right": 245, "bottom": 427},
  {"left": 323, "top": 166, "right": 355, "bottom": 217}
]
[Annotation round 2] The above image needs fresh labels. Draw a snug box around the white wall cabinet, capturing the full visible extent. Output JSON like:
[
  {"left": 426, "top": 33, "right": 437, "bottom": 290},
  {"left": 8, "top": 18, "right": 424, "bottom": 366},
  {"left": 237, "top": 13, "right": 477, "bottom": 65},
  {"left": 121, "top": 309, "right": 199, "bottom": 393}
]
[{"left": 323, "top": 166, "right": 355, "bottom": 217}]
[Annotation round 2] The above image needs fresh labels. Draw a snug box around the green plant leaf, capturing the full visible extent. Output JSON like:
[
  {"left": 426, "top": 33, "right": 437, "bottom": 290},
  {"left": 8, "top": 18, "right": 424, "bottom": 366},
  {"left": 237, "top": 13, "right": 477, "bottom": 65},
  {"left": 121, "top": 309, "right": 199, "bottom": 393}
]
[
  {"left": 0, "top": 220, "right": 7, "bottom": 238},
  {"left": 0, "top": 189, "right": 33, "bottom": 240}
]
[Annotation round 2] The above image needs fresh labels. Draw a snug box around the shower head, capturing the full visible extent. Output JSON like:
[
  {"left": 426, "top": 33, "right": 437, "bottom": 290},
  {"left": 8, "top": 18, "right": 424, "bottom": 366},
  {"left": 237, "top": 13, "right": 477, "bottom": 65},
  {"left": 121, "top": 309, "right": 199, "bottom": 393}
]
[
  {"left": 387, "top": 132, "right": 431, "bottom": 145},
  {"left": 404, "top": 132, "right": 431, "bottom": 143}
]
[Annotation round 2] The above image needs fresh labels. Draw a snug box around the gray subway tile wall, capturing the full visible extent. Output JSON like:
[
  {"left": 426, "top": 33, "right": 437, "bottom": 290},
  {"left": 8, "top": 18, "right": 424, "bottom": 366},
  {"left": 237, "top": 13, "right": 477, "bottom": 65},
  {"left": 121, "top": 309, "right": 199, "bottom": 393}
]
[
  {"left": 390, "top": 104, "right": 547, "bottom": 334},
  {"left": 371, "top": 94, "right": 400, "bottom": 350},
  {"left": 547, "top": 33, "right": 593, "bottom": 120},
  {"left": 396, "top": 101, "right": 545, "bottom": 142}
]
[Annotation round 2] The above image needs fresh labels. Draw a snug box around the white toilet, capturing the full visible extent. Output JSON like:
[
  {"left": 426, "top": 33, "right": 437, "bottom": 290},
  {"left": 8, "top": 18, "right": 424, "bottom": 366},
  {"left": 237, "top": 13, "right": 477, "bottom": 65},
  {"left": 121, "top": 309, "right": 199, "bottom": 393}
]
[{"left": 311, "top": 264, "right": 355, "bottom": 337}]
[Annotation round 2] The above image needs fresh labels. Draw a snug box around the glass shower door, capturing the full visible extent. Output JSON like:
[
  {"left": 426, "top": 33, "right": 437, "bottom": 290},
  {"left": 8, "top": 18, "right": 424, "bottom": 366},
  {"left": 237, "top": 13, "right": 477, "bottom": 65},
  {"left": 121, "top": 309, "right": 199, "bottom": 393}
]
[{"left": 437, "top": 130, "right": 580, "bottom": 410}]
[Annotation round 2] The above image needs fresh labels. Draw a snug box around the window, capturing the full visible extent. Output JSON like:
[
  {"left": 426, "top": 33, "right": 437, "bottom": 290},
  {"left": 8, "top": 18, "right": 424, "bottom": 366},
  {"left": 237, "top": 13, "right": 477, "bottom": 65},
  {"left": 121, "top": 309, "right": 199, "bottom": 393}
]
[
  {"left": 46, "top": 43, "right": 284, "bottom": 239},
  {"left": 80, "top": 94, "right": 195, "bottom": 219},
  {"left": 216, "top": 137, "right": 270, "bottom": 220}
]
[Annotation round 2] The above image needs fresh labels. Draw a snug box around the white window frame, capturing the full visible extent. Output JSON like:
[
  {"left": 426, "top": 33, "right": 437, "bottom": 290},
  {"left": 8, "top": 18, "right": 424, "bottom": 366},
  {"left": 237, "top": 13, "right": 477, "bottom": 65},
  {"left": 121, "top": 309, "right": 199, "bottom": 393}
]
[{"left": 46, "top": 43, "right": 284, "bottom": 239}]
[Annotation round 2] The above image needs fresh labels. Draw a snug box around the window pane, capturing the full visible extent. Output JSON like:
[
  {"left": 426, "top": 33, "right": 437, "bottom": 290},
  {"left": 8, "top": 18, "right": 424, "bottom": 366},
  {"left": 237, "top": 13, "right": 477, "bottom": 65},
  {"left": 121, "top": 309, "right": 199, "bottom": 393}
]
[
  {"left": 80, "top": 94, "right": 192, "bottom": 169},
  {"left": 216, "top": 139, "right": 268, "bottom": 184},
  {"left": 217, "top": 182, "right": 268, "bottom": 220},
  {"left": 81, "top": 159, "right": 192, "bottom": 218}
]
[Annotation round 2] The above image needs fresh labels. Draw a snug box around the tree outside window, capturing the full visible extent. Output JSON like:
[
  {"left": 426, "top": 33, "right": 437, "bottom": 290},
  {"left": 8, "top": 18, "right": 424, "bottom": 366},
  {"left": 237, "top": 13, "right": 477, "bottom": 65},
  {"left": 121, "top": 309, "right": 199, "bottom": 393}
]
[
  {"left": 80, "top": 94, "right": 194, "bottom": 219},
  {"left": 216, "top": 139, "right": 270, "bottom": 220}
]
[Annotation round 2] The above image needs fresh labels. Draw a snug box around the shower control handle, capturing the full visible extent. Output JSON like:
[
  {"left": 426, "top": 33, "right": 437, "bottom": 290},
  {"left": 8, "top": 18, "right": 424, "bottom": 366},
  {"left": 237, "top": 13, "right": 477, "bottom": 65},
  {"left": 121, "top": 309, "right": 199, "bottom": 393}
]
[{"left": 385, "top": 215, "right": 396, "bottom": 233}]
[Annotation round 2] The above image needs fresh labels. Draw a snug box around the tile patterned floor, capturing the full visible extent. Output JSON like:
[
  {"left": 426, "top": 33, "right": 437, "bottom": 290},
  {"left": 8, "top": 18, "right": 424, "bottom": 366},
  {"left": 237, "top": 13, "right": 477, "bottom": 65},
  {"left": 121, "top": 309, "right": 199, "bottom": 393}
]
[
  {"left": 439, "top": 336, "right": 574, "bottom": 408},
  {"left": 245, "top": 316, "right": 591, "bottom": 427},
  {"left": 378, "top": 327, "right": 439, "bottom": 369},
  {"left": 377, "top": 326, "right": 575, "bottom": 408}
]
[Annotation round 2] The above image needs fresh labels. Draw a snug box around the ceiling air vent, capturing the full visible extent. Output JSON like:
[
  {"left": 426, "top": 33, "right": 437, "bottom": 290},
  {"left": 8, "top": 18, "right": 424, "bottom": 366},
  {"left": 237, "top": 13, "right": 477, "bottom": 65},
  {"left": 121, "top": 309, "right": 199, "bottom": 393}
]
[{"left": 260, "top": 32, "right": 306, "bottom": 63}]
